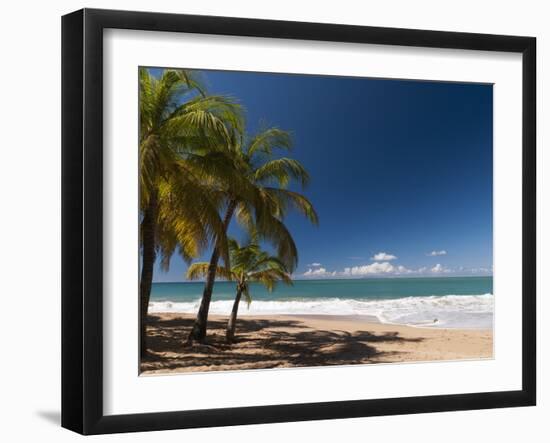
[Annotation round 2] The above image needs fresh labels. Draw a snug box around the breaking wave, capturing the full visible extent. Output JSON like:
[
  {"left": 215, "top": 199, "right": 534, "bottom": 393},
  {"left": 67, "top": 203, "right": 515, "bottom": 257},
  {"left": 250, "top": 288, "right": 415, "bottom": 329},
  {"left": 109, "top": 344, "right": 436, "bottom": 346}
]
[{"left": 149, "top": 293, "right": 494, "bottom": 329}]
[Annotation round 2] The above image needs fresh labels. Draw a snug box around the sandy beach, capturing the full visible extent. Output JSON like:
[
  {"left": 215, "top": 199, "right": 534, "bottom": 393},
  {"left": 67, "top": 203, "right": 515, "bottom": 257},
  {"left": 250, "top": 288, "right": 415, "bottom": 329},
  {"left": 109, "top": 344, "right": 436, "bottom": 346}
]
[{"left": 140, "top": 313, "right": 493, "bottom": 375}]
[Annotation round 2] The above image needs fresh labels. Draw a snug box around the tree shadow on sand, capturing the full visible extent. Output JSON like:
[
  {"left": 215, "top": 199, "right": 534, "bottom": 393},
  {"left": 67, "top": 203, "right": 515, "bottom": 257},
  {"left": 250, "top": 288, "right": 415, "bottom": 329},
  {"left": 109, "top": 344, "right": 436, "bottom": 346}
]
[{"left": 140, "top": 315, "right": 423, "bottom": 373}]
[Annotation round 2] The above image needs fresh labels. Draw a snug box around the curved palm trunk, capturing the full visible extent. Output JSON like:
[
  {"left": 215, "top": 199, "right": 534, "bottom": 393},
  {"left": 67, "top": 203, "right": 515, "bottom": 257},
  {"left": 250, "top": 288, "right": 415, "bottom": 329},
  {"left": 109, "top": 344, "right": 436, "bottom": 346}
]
[
  {"left": 188, "top": 199, "right": 237, "bottom": 343},
  {"left": 139, "top": 192, "right": 157, "bottom": 359},
  {"left": 226, "top": 285, "right": 243, "bottom": 343}
]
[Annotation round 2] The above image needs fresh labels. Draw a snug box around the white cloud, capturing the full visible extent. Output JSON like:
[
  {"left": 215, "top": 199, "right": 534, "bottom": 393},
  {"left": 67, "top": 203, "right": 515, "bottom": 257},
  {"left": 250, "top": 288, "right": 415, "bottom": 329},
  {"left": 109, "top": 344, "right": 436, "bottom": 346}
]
[
  {"left": 341, "top": 262, "right": 452, "bottom": 276},
  {"left": 341, "top": 261, "right": 411, "bottom": 276},
  {"left": 303, "top": 267, "right": 336, "bottom": 277},
  {"left": 468, "top": 267, "right": 492, "bottom": 274},
  {"left": 430, "top": 263, "right": 450, "bottom": 273},
  {"left": 300, "top": 261, "right": 489, "bottom": 279},
  {"left": 307, "top": 262, "right": 322, "bottom": 267},
  {"left": 427, "top": 250, "right": 447, "bottom": 256},
  {"left": 371, "top": 252, "right": 397, "bottom": 261}
]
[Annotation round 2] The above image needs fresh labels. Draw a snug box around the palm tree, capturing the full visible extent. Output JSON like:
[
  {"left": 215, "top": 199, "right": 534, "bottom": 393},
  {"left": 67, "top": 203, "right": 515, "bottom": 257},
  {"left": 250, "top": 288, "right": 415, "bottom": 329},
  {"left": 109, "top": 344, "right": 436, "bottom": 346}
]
[
  {"left": 139, "top": 67, "right": 244, "bottom": 357},
  {"left": 187, "top": 127, "right": 319, "bottom": 343},
  {"left": 187, "top": 238, "right": 292, "bottom": 343}
]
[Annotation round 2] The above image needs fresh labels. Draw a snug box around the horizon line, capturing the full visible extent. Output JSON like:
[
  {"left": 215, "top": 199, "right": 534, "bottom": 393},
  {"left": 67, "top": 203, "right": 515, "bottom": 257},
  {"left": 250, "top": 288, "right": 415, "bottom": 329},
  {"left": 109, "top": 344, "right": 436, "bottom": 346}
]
[{"left": 152, "top": 274, "right": 494, "bottom": 284}]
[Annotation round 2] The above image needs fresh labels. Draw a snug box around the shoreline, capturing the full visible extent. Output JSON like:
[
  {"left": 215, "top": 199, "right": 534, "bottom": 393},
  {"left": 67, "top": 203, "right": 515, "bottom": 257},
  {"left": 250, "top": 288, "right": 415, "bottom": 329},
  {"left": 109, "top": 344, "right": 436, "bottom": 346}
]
[
  {"left": 141, "top": 313, "right": 493, "bottom": 375},
  {"left": 214, "top": 313, "right": 494, "bottom": 331}
]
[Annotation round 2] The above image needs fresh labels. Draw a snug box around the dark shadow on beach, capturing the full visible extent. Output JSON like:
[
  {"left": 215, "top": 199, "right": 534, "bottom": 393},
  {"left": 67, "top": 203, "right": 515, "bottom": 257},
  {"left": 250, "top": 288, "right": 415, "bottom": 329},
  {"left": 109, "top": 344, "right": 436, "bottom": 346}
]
[{"left": 140, "top": 315, "right": 424, "bottom": 374}]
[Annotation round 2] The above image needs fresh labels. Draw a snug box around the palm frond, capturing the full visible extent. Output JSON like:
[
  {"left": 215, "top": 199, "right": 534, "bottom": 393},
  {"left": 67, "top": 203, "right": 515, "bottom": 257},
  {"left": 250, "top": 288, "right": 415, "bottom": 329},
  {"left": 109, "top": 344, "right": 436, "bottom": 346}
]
[
  {"left": 254, "top": 157, "right": 310, "bottom": 188},
  {"left": 246, "top": 127, "right": 292, "bottom": 157},
  {"left": 262, "top": 187, "right": 319, "bottom": 225},
  {"left": 255, "top": 213, "right": 299, "bottom": 272},
  {"left": 242, "top": 284, "right": 252, "bottom": 307},
  {"left": 187, "top": 262, "right": 235, "bottom": 280},
  {"left": 164, "top": 95, "right": 244, "bottom": 146},
  {"left": 224, "top": 237, "right": 293, "bottom": 308}
]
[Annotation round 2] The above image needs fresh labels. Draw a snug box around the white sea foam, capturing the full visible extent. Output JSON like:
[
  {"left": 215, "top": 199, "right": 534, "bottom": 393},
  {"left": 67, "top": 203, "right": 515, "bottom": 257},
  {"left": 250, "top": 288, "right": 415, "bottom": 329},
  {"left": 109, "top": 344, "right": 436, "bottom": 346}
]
[{"left": 149, "top": 293, "right": 494, "bottom": 329}]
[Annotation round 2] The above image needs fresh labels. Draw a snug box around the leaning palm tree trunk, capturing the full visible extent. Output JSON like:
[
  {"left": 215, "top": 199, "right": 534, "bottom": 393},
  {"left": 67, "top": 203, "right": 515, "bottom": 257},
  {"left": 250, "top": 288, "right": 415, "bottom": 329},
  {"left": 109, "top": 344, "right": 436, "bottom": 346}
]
[
  {"left": 188, "top": 200, "right": 238, "bottom": 342},
  {"left": 139, "top": 192, "right": 157, "bottom": 358},
  {"left": 226, "top": 286, "right": 243, "bottom": 343}
]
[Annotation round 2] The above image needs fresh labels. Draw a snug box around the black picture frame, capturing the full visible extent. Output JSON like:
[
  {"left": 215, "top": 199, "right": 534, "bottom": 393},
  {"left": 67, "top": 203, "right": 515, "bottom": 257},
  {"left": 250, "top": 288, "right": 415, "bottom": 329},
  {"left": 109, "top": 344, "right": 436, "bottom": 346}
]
[{"left": 61, "top": 8, "right": 536, "bottom": 435}]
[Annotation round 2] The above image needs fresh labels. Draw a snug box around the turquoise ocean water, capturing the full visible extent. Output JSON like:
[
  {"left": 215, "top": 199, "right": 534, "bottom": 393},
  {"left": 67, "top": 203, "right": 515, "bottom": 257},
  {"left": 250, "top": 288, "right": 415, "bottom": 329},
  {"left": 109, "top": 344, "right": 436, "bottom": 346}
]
[{"left": 150, "top": 276, "right": 493, "bottom": 329}]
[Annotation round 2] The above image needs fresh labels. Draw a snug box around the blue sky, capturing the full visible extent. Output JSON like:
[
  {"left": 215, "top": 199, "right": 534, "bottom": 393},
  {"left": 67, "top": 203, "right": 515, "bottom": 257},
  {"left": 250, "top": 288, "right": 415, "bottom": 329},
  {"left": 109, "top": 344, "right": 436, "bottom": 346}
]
[{"left": 149, "top": 68, "right": 493, "bottom": 282}]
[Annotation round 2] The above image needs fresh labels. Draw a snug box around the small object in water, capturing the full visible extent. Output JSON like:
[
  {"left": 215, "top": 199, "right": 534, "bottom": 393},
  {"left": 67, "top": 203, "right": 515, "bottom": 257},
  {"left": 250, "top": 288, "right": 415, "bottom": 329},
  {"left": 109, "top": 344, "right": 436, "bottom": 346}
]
[{"left": 433, "top": 318, "right": 438, "bottom": 323}]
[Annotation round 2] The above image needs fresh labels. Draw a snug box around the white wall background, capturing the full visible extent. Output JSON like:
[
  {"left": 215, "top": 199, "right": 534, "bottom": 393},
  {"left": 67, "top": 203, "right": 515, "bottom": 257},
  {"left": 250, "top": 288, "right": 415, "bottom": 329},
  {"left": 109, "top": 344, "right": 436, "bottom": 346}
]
[{"left": 0, "top": 0, "right": 545, "bottom": 441}]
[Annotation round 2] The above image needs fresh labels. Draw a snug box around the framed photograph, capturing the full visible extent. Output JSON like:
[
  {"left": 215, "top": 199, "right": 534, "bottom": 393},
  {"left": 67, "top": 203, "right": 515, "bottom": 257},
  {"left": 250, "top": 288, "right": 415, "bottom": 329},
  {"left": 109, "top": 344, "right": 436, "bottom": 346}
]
[{"left": 61, "top": 8, "right": 536, "bottom": 435}]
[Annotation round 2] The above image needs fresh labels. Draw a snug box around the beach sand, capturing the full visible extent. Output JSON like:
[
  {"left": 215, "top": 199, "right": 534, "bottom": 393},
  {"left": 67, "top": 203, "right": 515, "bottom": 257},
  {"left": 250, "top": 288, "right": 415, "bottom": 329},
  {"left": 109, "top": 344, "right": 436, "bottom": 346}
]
[{"left": 140, "top": 313, "right": 493, "bottom": 375}]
